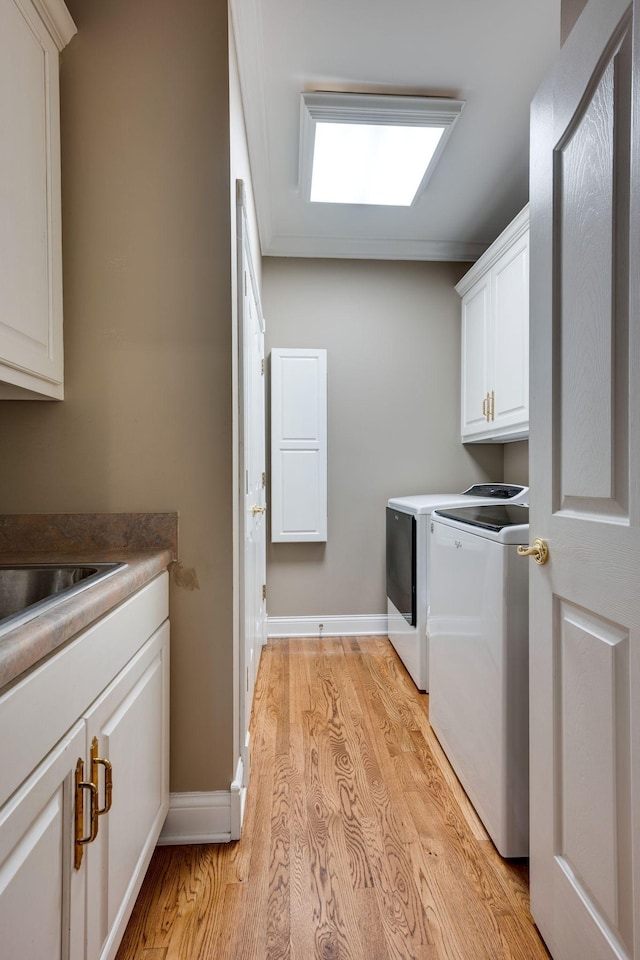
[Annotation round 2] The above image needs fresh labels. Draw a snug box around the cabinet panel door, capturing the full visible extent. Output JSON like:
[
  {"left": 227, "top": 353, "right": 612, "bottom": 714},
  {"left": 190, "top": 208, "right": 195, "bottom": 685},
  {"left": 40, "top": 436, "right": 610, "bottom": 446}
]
[
  {"left": 492, "top": 231, "right": 529, "bottom": 431},
  {"left": 271, "top": 348, "right": 327, "bottom": 541},
  {"left": 0, "top": 0, "right": 63, "bottom": 395},
  {"left": 85, "top": 622, "right": 169, "bottom": 960},
  {"left": 0, "top": 722, "right": 85, "bottom": 960},
  {"left": 460, "top": 279, "right": 491, "bottom": 438}
]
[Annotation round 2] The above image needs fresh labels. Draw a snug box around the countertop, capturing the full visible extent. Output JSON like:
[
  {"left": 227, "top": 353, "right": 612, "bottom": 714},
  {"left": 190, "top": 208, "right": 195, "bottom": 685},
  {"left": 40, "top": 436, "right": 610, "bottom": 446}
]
[{"left": 0, "top": 513, "right": 178, "bottom": 693}]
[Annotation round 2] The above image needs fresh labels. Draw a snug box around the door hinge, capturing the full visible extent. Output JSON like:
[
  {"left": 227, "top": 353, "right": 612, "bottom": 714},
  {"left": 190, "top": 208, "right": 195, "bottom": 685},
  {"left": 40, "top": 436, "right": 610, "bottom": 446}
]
[
  {"left": 262, "top": 584, "right": 267, "bottom": 601},
  {"left": 261, "top": 358, "right": 264, "bottom": 375},
  {"left": 262, "top": 471, "right": 266, "bottom": 488},
  {"left": 244, "top": 271, "right": 247, "bottom": 297}
]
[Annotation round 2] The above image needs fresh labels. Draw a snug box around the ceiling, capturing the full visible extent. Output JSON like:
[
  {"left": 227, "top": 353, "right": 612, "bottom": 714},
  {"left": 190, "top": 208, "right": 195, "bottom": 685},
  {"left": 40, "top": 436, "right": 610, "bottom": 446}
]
[{"left": 230, "top": 0, "right": 561, "bottom": 262}]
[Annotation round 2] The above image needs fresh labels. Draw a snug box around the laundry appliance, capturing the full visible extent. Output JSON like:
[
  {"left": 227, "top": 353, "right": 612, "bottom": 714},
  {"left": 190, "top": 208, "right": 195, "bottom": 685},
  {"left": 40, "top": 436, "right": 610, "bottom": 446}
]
[
  {"left": 385, "top": 483, "right": 528, "bottom": 691},
  {"left": 428, "top": 502, "right": 530, "bottom": 857}
]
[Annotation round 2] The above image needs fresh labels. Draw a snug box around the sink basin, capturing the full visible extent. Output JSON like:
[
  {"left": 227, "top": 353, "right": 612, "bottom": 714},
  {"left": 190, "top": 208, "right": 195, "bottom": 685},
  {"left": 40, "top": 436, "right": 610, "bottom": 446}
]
[{"left": 0, "top": 563, "right": 125, "bottom": 638}]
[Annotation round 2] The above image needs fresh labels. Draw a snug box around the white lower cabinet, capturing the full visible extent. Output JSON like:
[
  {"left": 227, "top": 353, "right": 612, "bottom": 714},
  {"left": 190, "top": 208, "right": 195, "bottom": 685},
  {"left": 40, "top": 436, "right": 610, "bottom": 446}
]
[{"left": 0, "top": 572, "right": 169, "bottom": 960}]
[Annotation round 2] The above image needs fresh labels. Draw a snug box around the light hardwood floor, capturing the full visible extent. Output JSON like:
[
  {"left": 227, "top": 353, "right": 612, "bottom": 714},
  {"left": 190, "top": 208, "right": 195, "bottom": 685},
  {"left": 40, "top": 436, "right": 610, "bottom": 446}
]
[{"left": 116, "top": 637, "right": 551, "bottom": 960}]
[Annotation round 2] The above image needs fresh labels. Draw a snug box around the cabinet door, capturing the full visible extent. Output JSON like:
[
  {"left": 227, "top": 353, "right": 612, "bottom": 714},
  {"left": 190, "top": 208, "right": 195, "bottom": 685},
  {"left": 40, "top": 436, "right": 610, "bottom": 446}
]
[
  {"left": 84, "top": 622, "right": 169, "bottom": 960},
  {"left": 460, "top": 278, "right": 491, "bottom": 439},
  {"left": 0, "top": 721, "right": 85, "bottom": 960},
  {"left": 0, "top": 0, "right": 66, "bottom": 398},
  {"left": 271, "top": 347, "right": 328, "bottom": 542},
  {"left": 491, "top": 230, "right": 529, "bottom": 434}
]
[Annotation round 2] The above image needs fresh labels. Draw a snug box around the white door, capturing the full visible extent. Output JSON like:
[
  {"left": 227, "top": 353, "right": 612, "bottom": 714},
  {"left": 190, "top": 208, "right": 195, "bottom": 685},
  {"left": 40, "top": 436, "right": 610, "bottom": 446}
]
[
  {"left": 237, "top": 180, "right": 267, "bottom": 786},
  {"left": 529, "top": 2, "right": 640, "bottom": 959}
]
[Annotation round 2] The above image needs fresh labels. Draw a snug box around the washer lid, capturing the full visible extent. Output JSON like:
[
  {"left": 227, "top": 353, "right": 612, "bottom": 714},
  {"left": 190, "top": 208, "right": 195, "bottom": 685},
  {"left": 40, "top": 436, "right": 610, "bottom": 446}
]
[
  {"left": 432, "top": 503, "right": 530, "bottom": 543},
  {"left": 387, "top": 492, "right": 483, "bottom": 515},
  {"left": 387, "top": 483, "right": 528, "bottom": 516},
  {"left": 461, "top": 483, "right": 528, "bottom": 502}
]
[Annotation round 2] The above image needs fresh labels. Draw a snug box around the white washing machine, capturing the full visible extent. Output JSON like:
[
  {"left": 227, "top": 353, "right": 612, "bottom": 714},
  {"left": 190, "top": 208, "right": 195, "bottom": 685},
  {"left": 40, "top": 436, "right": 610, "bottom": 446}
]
[
  {"left": 386, "top": 483, "right": 528, "bottom": 691},
  {"left": 427, "top": 502, "right": 529, "bottom": 857}
]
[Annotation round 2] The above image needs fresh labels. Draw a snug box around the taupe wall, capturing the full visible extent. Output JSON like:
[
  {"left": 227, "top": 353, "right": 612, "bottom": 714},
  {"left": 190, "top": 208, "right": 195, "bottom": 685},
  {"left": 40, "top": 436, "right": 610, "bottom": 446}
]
[
  {"left": 504, "top": 441, "right": 529, "bottom": 486},
  {"left": 0, "top": 0, "right": 235, "bottom": 792},
  {"left": 263, "top": 258, "right": 504, "bottom": 618}
]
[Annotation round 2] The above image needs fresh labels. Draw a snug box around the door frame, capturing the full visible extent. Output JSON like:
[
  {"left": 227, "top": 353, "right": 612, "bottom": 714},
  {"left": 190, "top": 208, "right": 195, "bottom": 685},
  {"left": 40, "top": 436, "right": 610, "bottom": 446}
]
[{"left": 234, "top": 178, "right": 266, "bottom": 837}]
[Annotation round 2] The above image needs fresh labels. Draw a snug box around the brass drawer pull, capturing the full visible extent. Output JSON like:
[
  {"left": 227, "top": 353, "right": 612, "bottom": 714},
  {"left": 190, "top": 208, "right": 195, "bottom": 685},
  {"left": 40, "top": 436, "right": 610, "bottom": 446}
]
[
  {"left": 91, "top": 737, "right": 113, "bottom": 816},
  {"left": 75, "top": 758, "right": 98, "bottom": 869}
]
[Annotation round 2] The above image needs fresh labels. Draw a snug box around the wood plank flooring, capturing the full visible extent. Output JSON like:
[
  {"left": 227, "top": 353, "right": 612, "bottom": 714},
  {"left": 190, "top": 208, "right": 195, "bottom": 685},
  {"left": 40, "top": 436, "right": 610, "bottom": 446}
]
[{"left": 115, "top": 637, "right": 551, "bottom": 960}]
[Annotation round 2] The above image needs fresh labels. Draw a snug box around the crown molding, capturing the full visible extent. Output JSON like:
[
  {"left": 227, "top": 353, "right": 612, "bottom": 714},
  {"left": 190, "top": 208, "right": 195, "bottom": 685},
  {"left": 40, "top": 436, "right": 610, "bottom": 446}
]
[
  {"left": 263, "top": 233, "right": 487, "bottom": 262},
  {"left": 455, "top": 203, "right": 529, "bottom": 294},
  {"left": 229, "top": 0, "right": 273, "bottom": 254},
  {"left": 31, "top": 0, "right": 77, "bottom": 50}
]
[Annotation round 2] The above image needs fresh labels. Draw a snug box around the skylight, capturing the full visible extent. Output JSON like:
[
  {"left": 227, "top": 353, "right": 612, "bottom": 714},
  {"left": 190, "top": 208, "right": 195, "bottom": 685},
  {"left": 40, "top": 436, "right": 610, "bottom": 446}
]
[
  {"left": 299, "top": 92, "right": 465, "bottom": 208},
  {"left": 310, "top": 123, "right": 445, "bottom": 206}
]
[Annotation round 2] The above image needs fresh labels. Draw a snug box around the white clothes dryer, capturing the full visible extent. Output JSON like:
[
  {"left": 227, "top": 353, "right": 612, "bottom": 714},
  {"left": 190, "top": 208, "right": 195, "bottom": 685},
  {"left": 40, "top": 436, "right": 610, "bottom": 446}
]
[
  {"left": 428, "top": 502, "right": 529, "bottom": 857},
  {"left": 386, "top": 483, "right": 528, "bottom": 691}
]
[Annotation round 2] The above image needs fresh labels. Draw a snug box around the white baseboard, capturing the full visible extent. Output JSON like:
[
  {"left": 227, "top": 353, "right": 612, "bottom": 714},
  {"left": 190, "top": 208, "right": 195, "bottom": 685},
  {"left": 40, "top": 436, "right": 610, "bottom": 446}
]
[
  {"left": 267, "top": 614, "right": 388, "bottom": 638},
  {"left": 159, "top": 755, "right": 246, "bottom": 845},
  {"left": 230, "top": 754, "right": 246, "bottom": 841},
  {"left": 158, "top": 791, "right": 232, "bottom": 844}
]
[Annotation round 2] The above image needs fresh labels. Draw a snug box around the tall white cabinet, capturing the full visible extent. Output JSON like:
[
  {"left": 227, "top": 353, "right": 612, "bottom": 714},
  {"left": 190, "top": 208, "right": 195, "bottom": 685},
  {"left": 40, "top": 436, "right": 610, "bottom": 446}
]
[
  {"left": 0, "top": 0, "right": 76, "bottom": 400},
  {"left": 457, "top": 205, "right": 529, "bottom": 443},
  {"left": 271, "top": 347, "right": 328, "bottom": 542}
]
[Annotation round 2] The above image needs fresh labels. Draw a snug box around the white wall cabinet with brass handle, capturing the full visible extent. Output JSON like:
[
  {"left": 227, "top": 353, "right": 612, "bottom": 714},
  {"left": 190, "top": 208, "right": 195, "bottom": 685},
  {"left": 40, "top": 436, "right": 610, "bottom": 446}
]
[
  {"left": 457, "top": 205, "right": 529, "bottom": 443},
  {"left": 0, "top": 0, "right": 76, "bottom": 399}
]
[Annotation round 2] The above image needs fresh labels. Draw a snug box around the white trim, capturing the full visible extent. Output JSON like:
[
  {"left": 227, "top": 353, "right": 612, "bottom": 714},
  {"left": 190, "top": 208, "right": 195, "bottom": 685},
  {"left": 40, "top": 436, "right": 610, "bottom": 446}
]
[
  {"left": 268, "top": 614, "right": 388, "bottom": 638},
  {"left": 230, "top": 755, "right": 246, "bottom": 841},
  {"left": 229, "top": 0, "right": 272, "bottom": 254},
  {"left": 455, "top": 203, "right": 529, "bottom": 296},
  {"left": 158, "top": 792, "right": 233, "bottom": 845},
  {"left": 264, "top": 235, "right": 487, "bottom": 262},
  {"left": 31, "top": 0, "right": 77, "bottom": 50},
  {"left": 159, "top": 755, "right": 247, "bottom": 845}
]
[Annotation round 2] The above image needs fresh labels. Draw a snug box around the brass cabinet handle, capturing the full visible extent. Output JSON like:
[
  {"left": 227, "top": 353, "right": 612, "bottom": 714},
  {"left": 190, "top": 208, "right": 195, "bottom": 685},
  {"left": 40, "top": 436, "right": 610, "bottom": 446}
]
[
  {"left": 517, "top": 538, "right": 549, "bottom": 565},
  {"left": 250, "top": 504, "right": 266, "bottom": 516},
  {"left": 482, "top": 396, "right": 488, "bottom": 419},
  {"left": 91, "top": 736, "right": 113, "bottom": 816},
  {"left": 489, "top": 390, "right": 495, "bottom": 421},
  {"left": 75, "top": 758, "right": 99, "bottom": 869}
]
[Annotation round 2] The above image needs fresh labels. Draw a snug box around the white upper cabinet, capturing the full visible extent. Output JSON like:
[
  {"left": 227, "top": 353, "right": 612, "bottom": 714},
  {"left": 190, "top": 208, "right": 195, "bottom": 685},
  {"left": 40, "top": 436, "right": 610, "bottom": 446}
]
[
  {"left": 457, "top": 205, "right": 529, "bottom": 443},
  {"left": 0, "top": 0, "right": 76, "bottom": 400}
]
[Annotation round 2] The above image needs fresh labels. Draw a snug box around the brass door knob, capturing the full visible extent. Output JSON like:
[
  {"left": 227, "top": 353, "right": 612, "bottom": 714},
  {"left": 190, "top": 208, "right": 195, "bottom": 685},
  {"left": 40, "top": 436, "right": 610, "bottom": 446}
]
[
  {"left": 517, "top": 538, "right": 549, "bottom": 565},
  {"left": 250, "top": 504, "right": 266, "bottom": 516}
]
